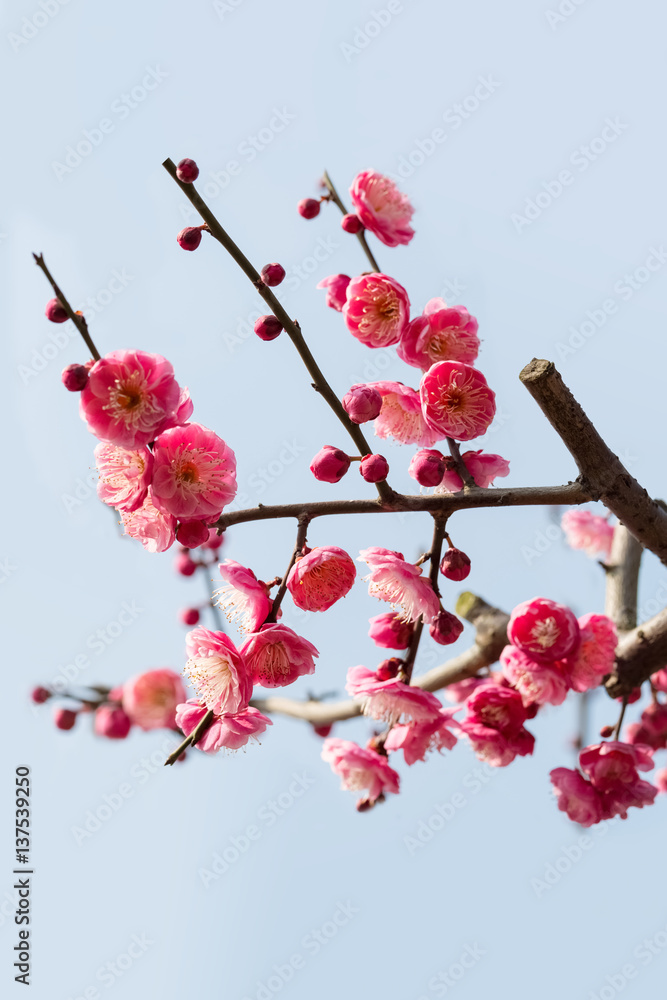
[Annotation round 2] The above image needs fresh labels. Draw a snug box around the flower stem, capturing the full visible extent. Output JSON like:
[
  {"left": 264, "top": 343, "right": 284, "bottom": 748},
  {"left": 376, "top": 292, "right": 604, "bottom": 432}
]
[
  {"left": 164, "top": 710, "right": 215, "bottom": 766},
  {"left": 265, "top": 514, "right": 311, "bottom": 624},
  {"left": 447, "top": 438, "right": 477, "bottom": 488}
]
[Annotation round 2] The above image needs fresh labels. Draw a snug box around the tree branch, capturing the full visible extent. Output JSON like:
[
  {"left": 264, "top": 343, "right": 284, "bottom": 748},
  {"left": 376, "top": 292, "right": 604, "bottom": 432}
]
[
  {"left": 321, "top": 170, "right": 381, "bottom": 272},
  {"left": 520, "top": 359, "right": 667, "bottom": 564},
  {"left": 32, "top": 254, "right": 101, "bottom": 361},
  {"left": 605, "top": 608, "right": 667, "bottom": 697},
  {"left": 604, "top": 523, "right": 643, "bottom": 634}
]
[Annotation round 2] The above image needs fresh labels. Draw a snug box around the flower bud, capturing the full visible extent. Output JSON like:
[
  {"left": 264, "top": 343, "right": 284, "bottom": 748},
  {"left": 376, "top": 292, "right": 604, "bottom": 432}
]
[
  {"left": 176, "top": 520, "right": 210, "bottom": 548},
  {"left": 45, "top": 298, "right": 68, "bottom": 323},
  {"left": 30, "top": 686, "right": 51, "bottom": 704},
  {"left": 260, "top": 263, "right": 286, "bottom": 287},
  {"left": 440, "top": 547, "right": 471, "bottom": 582},
  {"left": 341, "top": 213, "right": 363, "bottom": 234},
  {"left": 201, "top": 528, "right": 224, "bottom": 550},
  {"left": 61, "top": 363, "right": 89, "bottom": 392},
  {"left": 94, "top": 705, "right": 132, "bottom": 739},
  {"left": 429, "top": 610, "right": 464, "bottom": 646},
  {"left": 616, "top": 687, "right": 642, "bottom": 704},
  {"left": 174, "top": 553, "right": 198, "bottom": 577},
  {"left": 375, "top": 658, "right": 402, "bottom": 681},
  {"left": 360, "top": 453, "right": 389, "bottom": 483},
  {"left": 313, "top": 724, "right": 333, "bottom": 738},
  {"left": 342, "top": 384, "right": 382, "bottom": 423},
  {"left": 179, "top": 607, "right": 201, "bottom": 626},
  {"left": 356, "top": 797, "right": 374, "bottom": 812},
  {"left": 54, "top": 708, "right": 78, "bottom": 731},
  {"left": 599, "top": 724, "right": 615, "bottom": 738},
  {"left": 310, "top": 445, "right": 351, "bottom": 483},
  {"left": 409, "top": 449, "right": 446, "bottom": 487},
  {"left": 298, "top": 198, "right": 320, "bottom": 219},
  {"left": 176, "top": 158, "right": 199, "bottom": 183},
  {"left": 254, "top": 315, "right": 283, "bottom": 341},
  {"left": 177, "top": 226, "right": 203, "bottom": 251}
]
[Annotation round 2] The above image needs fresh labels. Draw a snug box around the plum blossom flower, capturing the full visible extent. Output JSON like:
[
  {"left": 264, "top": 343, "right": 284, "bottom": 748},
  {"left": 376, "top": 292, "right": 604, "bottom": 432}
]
[
  {"left": 549, "top": 767, "right": 604, "bottom": 827},
  {"left": 287, "top": 546, "right": 356, "bottom": 612},
  {"left": 443, "top": 676, "right": 488, "bottom": 704},
  {"left": 183, "top": 628, "right": 252, "bottom": 716},
  {"left": 561, "top": 509, "right": 614, "bottom": 560},
  {"left": 241, "top": 624, "right": 319, "bottom": 688},
  {"left": 562, "top": 613, "right": 617, "bottom": 693},
  {"left": 384, "top": 708, "right": 459, "bottom": 765},
  {"left": 316, "top": 274, "right": 351, "bottom": 311},
  {"left": 579, "top": 741, "right": 654, "bottom": 791},
  {"left": 500, "top": 645, "right": 569, "bottom": 707},
  {"left": 346, "top": 665, "right": 443, "bottom": 724},
  {"left": 370, "top": 381, "right": 441, "bottom": 446},
  {"left": 398, "top": 300, "right": 480, "bottom": 371},
  {"left": 215, "top": 560, "right": 271, "bottom": 633},
  {"left": 120, "top": 489, "right": 177, "bottom": 553},
  {"left": 420, "top": 361, "right": 496, "bottom": 441},
  {"left": 508, "top": 597, "right": 580, "bottom": 664},
  {"left": 458, "top": 682, "right": 535, "bottom": 767},
  {"left": 651, "top": 668, "right": 667, "bottom": 692},
  {"left": 349, "top": 170, "right": 415, "bottom": 247},
  {"left": 343, "top": 274, "right": 410, "bottom": 348},
  {"left": 436, "top": 450, "right": 510, "bottom": 493},
  {"left": 80, "top": 350, "right": 181, "bottom": 448},
  {"left": 321, "top": 737, "right": 400, "bottom": 804},
  {"left": 151, "top": 423, "right": 237, "bottom": 520},
  {"left": 94, "top": 442, "right": 154, "bottom": 513},
  {"left": 368, "top": 612, "right": 414, "bottom": 649},
  {"left": 175, "top": 701, "right": 272, "bottom": 753},
  {"left": 122, "top": 668, "right": 186, "bottom": 730},
  {"left": 358, "top": 547, "right": 439, "bottom": 623},
  {"left": 94, "top": 705, "right": 132, "bottom": 740}
]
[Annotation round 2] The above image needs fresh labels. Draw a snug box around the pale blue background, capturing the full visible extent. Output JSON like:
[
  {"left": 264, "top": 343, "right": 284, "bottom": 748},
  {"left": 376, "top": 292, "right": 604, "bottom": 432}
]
[{"left": 2, "top": 0, "right": 667, "bottom": 997}]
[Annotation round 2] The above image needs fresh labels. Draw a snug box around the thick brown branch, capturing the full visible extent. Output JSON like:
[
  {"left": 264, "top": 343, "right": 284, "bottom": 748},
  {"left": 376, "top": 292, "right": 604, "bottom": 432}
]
[
  {"left": 520, "top": 359, "right": 667, "bottom": 564},
  {"left": 604, "top": 524, "right": 643, "bottom": 634},
  {"left": 215, "top": 482, "right": 589, "bottom": 531},
  {"left": 250, "top": 593, "right": 509, "bottom": 725},
  {"left": 605, "top": 608, "right": 667, "bottom": 697}
]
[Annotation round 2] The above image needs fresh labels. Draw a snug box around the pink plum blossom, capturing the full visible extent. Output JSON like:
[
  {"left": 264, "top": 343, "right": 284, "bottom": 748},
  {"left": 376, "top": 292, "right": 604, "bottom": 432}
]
[
  {"left": 368, "top": 612, "right": 414, "bottom": 649},
  {"left": 508, "top": 597, "right": 580, "bottom": 664},
  {"left": 370, "top": 381, "right": 441, "bottom": 447},
  {"left": 420, "top": 361, "right": 496, "bottom": 442},
  {"left": 120, "top": 489, "right": 177, "bottom": 553},
  {"left": 549, "top": 768, "right": 604, "bottom": 826},
  {"left": 287, "top": 546, "right": 356, "bottom": 612},
  {"left": 561, "top": 509, "right": 614, "bottom": 560},
  {"left": 563, "top": 613, "right": 617, "bottom": 693},
  {"left": 444, "top": 677, "right": 488, "bottom": 704},
  {"left": 241, "top": 624, "right": 319, "bottom": 688},
  {"left": 651, "top": 668, "right": 667, "bottom": 692},
  {"left": 94, "top": 442, "right": 154, "bottom": 513},
  {"left": 579, "top": 741, "right": 654, "bottom": 791},
  {"left": 458, "top": 681, "right": 535, "bottom": 766},
  {"left": 183, "top": 627, "right": 252, "bottom": 715},
  {"left": 94, "top": 705, "right": 132, "bottom": 740},
  {"left": 151, "top": 423, "right": 237, "bottom": 520},
  {"left": 176, "top": 519, "right": 211, "bottom": 549},
  {"left": 176, "top": 701, "right": 272, "bottom": 752},
  {"left": 385, "top": 708, "right": 459, "bottom": 764},
  {"left": 215, "top": 560, "right": 271, "bottom": 633},
  {"left": 436, "top": 450, "right": 510, "bottom": 493},
  {"left": 321, "top": 737, "right": 400, "bottom": 803},
  {"left": 398, "top": 300, "right": 480, "bottom": 371},
  {"left": 346, "top": 665, "right": 443, "bottom": 724},
  {"left": 343, "top": 273, "right": 410, "bottom": 348},
  {"left": 654, "top": 768, "right": 667, "bottom": 793},
  {"left": 349, "top": 170, "right": 415, "bottom": 247},
  {"left": 500, "top": 645, "right": 569, "bottom": 707},
  {"left": 458, "top": 719, "right": 535, "bottom": 767},
  {"left": 316, "top": 274, "right": 351, "bottom": 311},
  {"left": 358, "top": 547, "right": 439, "bottom": 623},
  {"left": 80, "top": 350, "right": 181, "bottom": 448},
  {"left": 122, "top": 668, "right": 186, "bottom": 730}
]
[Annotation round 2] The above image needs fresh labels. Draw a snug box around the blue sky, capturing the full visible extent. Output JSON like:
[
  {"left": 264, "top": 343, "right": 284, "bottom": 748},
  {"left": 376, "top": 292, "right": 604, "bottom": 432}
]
[{"left": 3, "top": 0, "right": 667, "bottom": 997}]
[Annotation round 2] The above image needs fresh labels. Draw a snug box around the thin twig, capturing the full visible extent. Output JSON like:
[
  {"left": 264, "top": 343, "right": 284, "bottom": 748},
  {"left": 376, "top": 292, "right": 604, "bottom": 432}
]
[
  {"left": 321, "top": 170, "right": 381, "bottom": 272},
  {"left": 32, "top": 254, "right": 101, "bottom": 361},
  {"left": 265, "top": 514, "right": 311, "bottom": 624}
]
